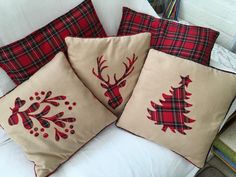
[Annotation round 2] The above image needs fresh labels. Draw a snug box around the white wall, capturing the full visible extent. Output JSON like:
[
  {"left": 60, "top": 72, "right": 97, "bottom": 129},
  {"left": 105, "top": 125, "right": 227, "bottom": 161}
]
[{"left": 179, "top": 0, "right": 236, "bottom": 52}]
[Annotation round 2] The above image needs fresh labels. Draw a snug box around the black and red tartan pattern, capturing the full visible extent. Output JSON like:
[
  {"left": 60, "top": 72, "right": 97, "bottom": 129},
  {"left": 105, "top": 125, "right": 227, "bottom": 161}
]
[
  {"left": 8, "top": 91, "right": 77, "bottom": 141},
  {"left": 92, "top": 54, "right": 137, "bottom": 110},
  {"left": 117, "top": 7, "right": 219, "bottom": 66},
  {"left": 147, "top": 75, "right": 195, "bottom": 135},
  {"left": 104, "top": 86, "right": 123, "bottom": 109},
  {"left": 0, "top": 0, "right": 107, "bottom": 85}
]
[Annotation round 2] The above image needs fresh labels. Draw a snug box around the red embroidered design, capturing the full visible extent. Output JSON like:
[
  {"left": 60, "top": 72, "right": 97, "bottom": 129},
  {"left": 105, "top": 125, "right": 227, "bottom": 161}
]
[
  {"left": 147, "top": 75, "right": 195, "bottom": 135},
  {"left": 8, "top": 91, "right": 77, "bottom": 141},
  {"left": 92, "top": 54, "right": 138, "bottom": 109}
]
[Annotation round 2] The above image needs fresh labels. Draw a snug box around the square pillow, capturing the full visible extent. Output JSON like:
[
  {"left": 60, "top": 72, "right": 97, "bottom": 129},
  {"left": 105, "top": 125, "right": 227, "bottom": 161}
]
[
  {"left": 117, "top": 49, "right": 236, "bottom": 167},
  {"left": 117, "top": 7, "right": 219, "bottom": 66},
  {"left": 0, "top": 52, "right": 116, "bottom": 177},
  {"left": 0, "top": 0, "right": 107, "bottom": 85},
  {"left": 65, "top": 33, "right": 151, "bottom": 116}
]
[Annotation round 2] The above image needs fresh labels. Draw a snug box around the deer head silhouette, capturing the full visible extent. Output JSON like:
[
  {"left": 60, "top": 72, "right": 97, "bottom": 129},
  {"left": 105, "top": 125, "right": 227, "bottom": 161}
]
[{"left": 92, "top": 54, "right": 138, "bottom": 109}]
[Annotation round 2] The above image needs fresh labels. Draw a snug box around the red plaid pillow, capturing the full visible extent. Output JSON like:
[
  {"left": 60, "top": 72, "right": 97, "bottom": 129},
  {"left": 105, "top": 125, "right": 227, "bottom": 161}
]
[
  {"left": 0, "top": 0, "right": 107, "bottom": 85},
  {"left": 117, "top": 7, "right": 219, "bottom": 66}
]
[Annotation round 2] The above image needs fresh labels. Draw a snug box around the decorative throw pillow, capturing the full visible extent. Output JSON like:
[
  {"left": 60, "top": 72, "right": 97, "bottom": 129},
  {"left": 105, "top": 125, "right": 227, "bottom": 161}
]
[
  {"left": 0, "top": 0, "right": 107, "bottom": 85},
  {"left": 117, "top": 49, "right": 236, "bottom": 167},
  {"left": 117, "top": 7, "right": 219, "bottom": 66},
  {"left": 65, "top": 33, "right": 151, "bottom": 116},
  {"left": 0, "top": 52, "right": 116, "bottom": 177}
]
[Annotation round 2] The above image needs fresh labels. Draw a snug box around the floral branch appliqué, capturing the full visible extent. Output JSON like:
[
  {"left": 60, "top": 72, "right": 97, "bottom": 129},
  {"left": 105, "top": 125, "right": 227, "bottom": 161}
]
[{"left": 8, "top": 91, "right": 77, "bottom": 141}]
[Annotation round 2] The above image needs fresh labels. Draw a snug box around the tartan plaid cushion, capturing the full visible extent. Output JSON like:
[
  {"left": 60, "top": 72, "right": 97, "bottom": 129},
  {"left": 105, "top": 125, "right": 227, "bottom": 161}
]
[
  {"left": 65, "top": 33, "right": 151, "bottom": 116},
  {"left": 117, "top": 7, "right": 219, "bottom": 66},
  {"left": 0, "top": 0, "right": 107, "bottom": 85},
  {"left": 116, "top": 49, "right": 236, "bottom": 168}
]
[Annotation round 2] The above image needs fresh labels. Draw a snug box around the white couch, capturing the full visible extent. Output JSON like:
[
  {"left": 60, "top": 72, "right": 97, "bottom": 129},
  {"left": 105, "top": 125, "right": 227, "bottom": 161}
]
[{"left": 0, "top": 0, "right": 235, "bottom": 177}]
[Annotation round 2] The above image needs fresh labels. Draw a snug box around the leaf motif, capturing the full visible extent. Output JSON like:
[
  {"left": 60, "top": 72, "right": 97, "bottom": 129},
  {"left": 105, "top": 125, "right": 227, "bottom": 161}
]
[
  {"left": 44, "top": 100, "right": 60, "bottom": 107},
  {"left": 45, "top": 91, "right": 52, "bottom": 99},
  {"left": 25, "top": 103, "right": 40, "bottom": 114},
  {"left": 46, "top": 96, "right": 66, "bottom": 101},
  {"left": 55, "top": 128, "right": 68, "bottom": 141},
  {"left": 60, "top": 118, "right": 76, "bottom": 123},
  {"left": 8, "top": 114, "right": 19, "bottom": 126},
  {"left": 34, "top": 106, "right": 51, "bottom": 119},
  {"left": 55, "top": 130, "right": 60, "bottom": 141},
  {"left": 55, "top": 121, "right": 66, "bottom": 128},
  {"left": 15, "top": 97, "right": 26, "bottom": 108},
  {"left": 38, "top": 118, "right": 50, "bottom": 128},
  {"left": 47, "top": 112, "right": 64, "bottom": 121},
  {"left": 58, "top": 130, "right": 68, "bottom": 139}
]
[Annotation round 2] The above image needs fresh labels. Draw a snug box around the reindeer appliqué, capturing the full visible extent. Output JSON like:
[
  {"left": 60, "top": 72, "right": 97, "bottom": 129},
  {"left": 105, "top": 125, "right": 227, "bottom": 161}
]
[{"left": 92, "top": 54, "right": 138, "bottom": 109}]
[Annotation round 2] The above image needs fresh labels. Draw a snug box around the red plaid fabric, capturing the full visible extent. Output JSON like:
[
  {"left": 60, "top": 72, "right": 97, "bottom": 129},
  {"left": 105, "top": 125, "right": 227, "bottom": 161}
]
[
  {"left": 147, "top": 75, "right": 195, "bottom": 135},
  {"left": 9, "top": 97, "right": 39, "bottom": 130},
  {"left": 0, "top": 0, "right": 107, "bottom": 84},
  {"left": 118, "top": 7, "right": 219, "bottom": 66},
  {"left": 105, "top": 86, "right": 123, "bottom": 109},
  {"left": 92, "top": 54, "right": 137, "bottom": 110}
]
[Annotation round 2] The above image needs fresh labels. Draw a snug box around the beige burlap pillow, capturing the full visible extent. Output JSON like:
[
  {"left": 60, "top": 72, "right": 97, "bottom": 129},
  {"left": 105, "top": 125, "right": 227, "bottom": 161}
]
[
  {"left": 0, "top": 52, "right": 116, "bottom": 177},
  {"left": 117, "top": 49, "right": 236, "bottom": 167},
  {"left": 65, "top": 33, "right": 151, "bottom": 116}
]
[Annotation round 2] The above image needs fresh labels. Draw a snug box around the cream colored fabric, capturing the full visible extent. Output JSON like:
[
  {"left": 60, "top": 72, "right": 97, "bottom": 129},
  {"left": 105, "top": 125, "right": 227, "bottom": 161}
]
[
  {"left": 65, "top": 33, "right": 151, "bottom": 116},
  {"left": 117, "top": 49, "right": 236, "bottom": 168},
  {"left": 0, "top": 52, "right": 116, "bottom": 177}
]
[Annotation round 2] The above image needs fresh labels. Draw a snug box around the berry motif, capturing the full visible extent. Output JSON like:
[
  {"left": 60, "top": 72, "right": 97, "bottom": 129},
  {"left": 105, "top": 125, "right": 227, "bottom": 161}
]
[
  {"left": 64, "top": 101, "right": 76, "bottom": 110},
  {"left": 43, "top": 133, "right": 48, "bottom": 138},
  {"left": 8, "top": 91, "right": 77, "bottom": 141}
]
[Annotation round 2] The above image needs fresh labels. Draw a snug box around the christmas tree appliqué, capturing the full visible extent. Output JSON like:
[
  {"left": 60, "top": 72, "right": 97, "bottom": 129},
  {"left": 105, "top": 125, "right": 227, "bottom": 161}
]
[{"left": 147, "top": 75, "right": 195, "bottom": 135}]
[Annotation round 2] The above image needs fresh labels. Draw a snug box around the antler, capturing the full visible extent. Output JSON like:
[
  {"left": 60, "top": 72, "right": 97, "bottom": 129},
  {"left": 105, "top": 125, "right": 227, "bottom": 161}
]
[
  {"left": 92, "top": 56, "right": 111, "bottom": 85},
  {"left": 114, "top": 53, "right": 138, "bottom": 84}
]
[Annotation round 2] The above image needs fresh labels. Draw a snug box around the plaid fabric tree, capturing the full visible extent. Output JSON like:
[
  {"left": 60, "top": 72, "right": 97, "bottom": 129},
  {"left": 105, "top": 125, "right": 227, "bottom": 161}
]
[{"left": 147, "top": 75, "right": 195, "bottom": 135}]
